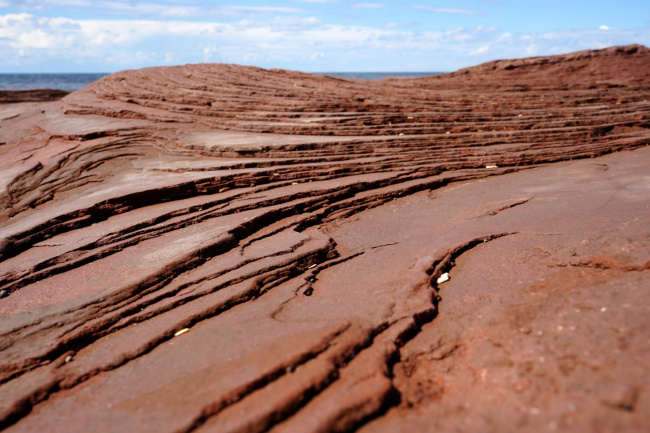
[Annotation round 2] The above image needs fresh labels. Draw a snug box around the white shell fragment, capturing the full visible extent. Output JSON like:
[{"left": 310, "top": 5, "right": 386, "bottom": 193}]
[
  {"left": 436, "top": 273, "right": 450, "bottom": 284},
  {"left": 486, "top": 165, "right": 498, "bottom": 169},
  {"left": 174, "top": 328, "right": 190, "bottom": 337}
]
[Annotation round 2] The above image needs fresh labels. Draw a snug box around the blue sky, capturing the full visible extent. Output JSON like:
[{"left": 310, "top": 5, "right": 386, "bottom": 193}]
[{"left": 1, "top": 0, "right": 649, "bottom": 73}]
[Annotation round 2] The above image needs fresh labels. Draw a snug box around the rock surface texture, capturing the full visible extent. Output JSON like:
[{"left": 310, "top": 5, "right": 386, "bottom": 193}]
[{"left": 1, "top": 44, "right": 649, "bottom": 432}]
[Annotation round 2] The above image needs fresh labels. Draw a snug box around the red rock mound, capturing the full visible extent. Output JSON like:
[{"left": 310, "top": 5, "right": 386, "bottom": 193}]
[
  {"left": 425, "top": 43, "right": 650, "bottom": 88},
  {"left": 0, "top": 45, "right": 649, "bottom": 433}
]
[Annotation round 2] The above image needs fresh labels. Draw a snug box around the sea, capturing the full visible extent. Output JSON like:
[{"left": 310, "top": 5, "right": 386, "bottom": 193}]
[
  {"left": 0, "top": 73, "right": 110, "bottom": 91},
  {"left": 0, "top": 72, "right": 442, "bottom": 92}
]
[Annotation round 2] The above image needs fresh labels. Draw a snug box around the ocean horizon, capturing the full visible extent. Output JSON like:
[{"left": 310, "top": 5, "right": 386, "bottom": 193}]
[{"left": 0, "top": 71, "right": 444, "bottom": 92}]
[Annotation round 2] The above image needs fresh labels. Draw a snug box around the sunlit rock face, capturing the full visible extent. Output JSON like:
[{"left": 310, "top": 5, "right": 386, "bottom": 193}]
[{"left": 1, "top": 45, "right": 649, "bottom": 433}]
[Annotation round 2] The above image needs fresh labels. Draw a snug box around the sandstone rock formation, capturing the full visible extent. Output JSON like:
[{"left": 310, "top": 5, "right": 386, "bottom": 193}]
[{"left": 1, "top": 45, "right": 649, "bottom": 432}]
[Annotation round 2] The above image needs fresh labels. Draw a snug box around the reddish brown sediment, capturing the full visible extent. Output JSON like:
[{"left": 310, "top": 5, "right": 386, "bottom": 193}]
[
  {"left": 0, "top": 45, "right": 649, "bottom": 432},
  {"left": 0, "top": 89, "right": 70, "bottom": 104}
]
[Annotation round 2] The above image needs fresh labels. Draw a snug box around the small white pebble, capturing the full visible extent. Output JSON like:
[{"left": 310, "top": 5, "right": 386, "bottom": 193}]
[
  {"left": 308, "top": 264, "right": 317, "bottom": 269},
  {"left": 399, "top": 133, "right": 404, "bottom": 136},
  {"left": 437, "top": 273, "right": 450, "bottom": 284},
  {"left": 445, "top": 131, "right": 451, "bottom": 135},
  {"left": 174, "top": 328, "right": 189, "bottom": 337},
  {"left": 486, "top": 165, "right": 498, "bottom": 169},
  {"left": 601, "top": 307, "right": 607, "bottom": 312},
  {"left": 65, "top": 355, "right": 73, "bottom": 363}
]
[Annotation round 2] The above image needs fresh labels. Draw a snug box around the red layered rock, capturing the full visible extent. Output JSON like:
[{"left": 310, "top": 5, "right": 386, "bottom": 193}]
[{"left": 1, "top": 45, "right": 649, "bottom": 432}]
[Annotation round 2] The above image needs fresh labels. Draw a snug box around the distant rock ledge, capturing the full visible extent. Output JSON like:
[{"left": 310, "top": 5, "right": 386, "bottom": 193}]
[{"left": 0, "top": 89, "right": 70, "bottom": 104}]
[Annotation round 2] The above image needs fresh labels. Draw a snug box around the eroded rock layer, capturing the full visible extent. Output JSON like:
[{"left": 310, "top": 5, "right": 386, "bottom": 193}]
[{"left": 1, "top": 45, "right": 649, "bottom": 432}]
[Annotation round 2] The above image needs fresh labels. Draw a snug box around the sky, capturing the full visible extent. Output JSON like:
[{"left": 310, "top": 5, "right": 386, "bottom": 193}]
[{"left": 1, "top": 0, "right": 649, "bottom": 73}]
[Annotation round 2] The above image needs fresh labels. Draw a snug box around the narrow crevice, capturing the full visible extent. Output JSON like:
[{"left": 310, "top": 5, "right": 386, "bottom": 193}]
[
  {"left": 478, "top": 198, "right": 532, "bottom": 218},
  {"left": 350, "top": 232, "right": 517, "bottom": 432}
]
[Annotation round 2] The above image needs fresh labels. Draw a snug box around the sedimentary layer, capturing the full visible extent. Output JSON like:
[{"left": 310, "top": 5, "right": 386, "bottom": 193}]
[{"left": 1, "top": 44, "right": 649, "bottom": 432}]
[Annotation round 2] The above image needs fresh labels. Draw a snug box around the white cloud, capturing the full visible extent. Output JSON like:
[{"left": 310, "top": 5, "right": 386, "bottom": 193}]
[
  {"left": 525, "top": 44, "right": 538, "bottom": 55},
  {"left": 599, "top": 25, "right": 610, "bottom": 30},
  {"left": 222, "top": 6, "right": 304, "bottom": 14},
  {"left": 469, "top": 44, "right": 489, "bottom": 55},
  {"left": 1, "top": 12, "right": 649, "bottom": 72},
  {"left": 269, "top": 16, "right": 323, "bottom": 30},
  {"left": 135, "top": 50, "right": 153, "bottom": 61},
  {"left": 497, "top": 32, "right": 511, "bottom": 42},
  {"left": 413, "top": 5, "right": 480, "bottom": 15},
  {"left": 1, "top": 1, "right": 306, "bottom": 19}
]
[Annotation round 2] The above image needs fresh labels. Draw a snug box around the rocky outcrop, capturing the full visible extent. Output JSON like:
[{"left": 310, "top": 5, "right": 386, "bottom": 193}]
[
  {"left": 428, "top": 43, "right": 650, "bottom": 88},
  {"left": 0, "top": 45, "right": 649, "bottom": 432}
]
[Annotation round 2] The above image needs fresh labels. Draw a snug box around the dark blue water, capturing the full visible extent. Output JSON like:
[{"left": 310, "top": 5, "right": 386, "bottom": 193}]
[
  {"left": 0, "top": 72, "right": 442, "bottom": 91},
  {"left": 0, "top": 73, "right": 109, "bottom": 91}
]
